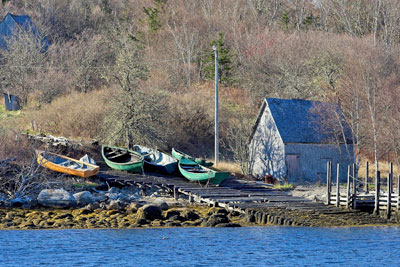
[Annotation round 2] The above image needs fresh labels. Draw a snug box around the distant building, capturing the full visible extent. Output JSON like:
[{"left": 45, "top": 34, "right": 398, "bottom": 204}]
[
  {"left": 249, "top": 98, "right": 354, "bottom": 183},
  {"left": 0, "top": 13, "right": 49, "bottom": 51}
]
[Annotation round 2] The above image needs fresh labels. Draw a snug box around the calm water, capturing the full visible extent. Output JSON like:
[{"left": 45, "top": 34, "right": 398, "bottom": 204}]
[{"left": 1, "top": 227, "right": 400, "bottom": 266}]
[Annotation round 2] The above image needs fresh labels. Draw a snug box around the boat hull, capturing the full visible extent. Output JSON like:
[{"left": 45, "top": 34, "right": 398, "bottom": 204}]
[
  {"left": 133, "top": 145, "right": 178, "bottom": 174},
  {"left": 178, "top": 158, "right": 229, "bottom": 185},
  {"left": 102, "top": 145, "right": 144, "bottom": 173},
  {"left": 36, "top": 150, "right": 99, "bottom": 178},
  {"left": 171, "top": 148, "right": 213, "bottom": 167},
  {"left": 144, "top": 161, "right": 177, "bottom": 174}
]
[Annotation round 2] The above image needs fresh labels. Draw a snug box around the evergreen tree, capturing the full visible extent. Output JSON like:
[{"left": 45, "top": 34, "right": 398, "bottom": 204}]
[
  {"left": 201, "top": 33, "right": 234, "bottom": 86},
  {"left": 143, "top": 0, "right": 166, "bottom": 33}
]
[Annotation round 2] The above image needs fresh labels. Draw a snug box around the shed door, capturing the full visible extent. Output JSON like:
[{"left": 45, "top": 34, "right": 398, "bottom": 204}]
[{"left": 287, "top": 154, "right": 301, "bottom": 181}]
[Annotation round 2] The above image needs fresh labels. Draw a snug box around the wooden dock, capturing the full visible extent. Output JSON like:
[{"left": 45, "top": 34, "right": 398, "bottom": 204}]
[
  {"left": 96, "top": 166, "right": 392, "bottom": 227},
  {"left": 326, "top": 161, "right": 400, "bottom": 219}
]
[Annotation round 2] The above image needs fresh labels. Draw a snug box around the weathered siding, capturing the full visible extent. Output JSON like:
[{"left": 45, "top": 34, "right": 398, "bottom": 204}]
[
  {"left": 284, "top": 143, "right": 354, "bottom": 183},
  {"left": 249, "top": 103, "right": 286, "bottom": 179}
]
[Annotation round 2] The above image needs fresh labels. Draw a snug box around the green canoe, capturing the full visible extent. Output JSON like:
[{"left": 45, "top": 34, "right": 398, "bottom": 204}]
[
  {"left": 101, "top": 145, "right": 144, "bottom": 173},
  {"left": 171, "top": 148, "right": 213, "bottom": 167},
  {"left": 178, "top": 157, "right": 230, "bottom": 185}
]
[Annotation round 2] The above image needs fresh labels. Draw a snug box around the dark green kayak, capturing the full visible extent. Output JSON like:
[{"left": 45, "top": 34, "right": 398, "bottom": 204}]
[
  {"left": 178, "top": 157, "right": 229, "bottom": 185},
  {"left": 101, "top": 145, "right": 144, "bottom": 173},
  {"left": 171, "top": 148, "right": 213, "bottom": 167}
]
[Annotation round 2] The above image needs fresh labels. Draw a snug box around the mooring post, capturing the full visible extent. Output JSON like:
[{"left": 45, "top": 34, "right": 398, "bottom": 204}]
[
  {"left": 374, "top": 171, "right": 380, "bottom": 215},
  {"left": 189, "top": 193, "right": 193, "bottom": 203},
  {"left": 387, "top": 173, "right": 392, "bottom": 219},
  {"left": 336, "top": 163, "right": 340, "bottom": 207},
  {"left": 365, "top": 161, "right": 369, "bottom": 193},
  {"left": 346, "top": 165, "right": 351, "bottom": 209},
  {"left": 327, "top": 161, "right": 331, "bottom": 205}
]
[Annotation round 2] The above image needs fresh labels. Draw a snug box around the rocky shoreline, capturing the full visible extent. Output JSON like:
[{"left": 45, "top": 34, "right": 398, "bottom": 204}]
[
  {"left": 1, "top": 181, "right": 400, "bottom": 230},
  {"left": 0, "top": 204, "right": 245, "bottom": 230}
]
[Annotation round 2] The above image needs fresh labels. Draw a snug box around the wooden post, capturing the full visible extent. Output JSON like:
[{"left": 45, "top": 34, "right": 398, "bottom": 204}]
[
  {"left": 327, "top": 161, "right": 331, "bottom": 205},
  {"left": 387, "top": 173, "right": 392, "bottom": 219},
  {"left": 173, "top": 186, "right": 178, "bottom": 200},
  {"left": 374, "top": 171, "right": 380, "bottom": 215},
  {"left": 336, "top": 163, "right": 340, "bottom": 207},
  {"left": 397, "top": 175, "right": 400, "bottom": 215},
  {"left": 189, "top": 193, "right": 193, "bottom": 203},
  {"left": 352, "top": 163, "right": 356, "bottom": 194},
  {"left": 352, "top": 163, "right": 357, "bottom": 209},
  {"left": 365, "top": 161, "right": 369, "bottom": 193},
  {"left": 346, "top": 165, "right": 351, "bottom": 209},
  {"left": 390, "top": 162, "right": 393, "bottom": 197}
]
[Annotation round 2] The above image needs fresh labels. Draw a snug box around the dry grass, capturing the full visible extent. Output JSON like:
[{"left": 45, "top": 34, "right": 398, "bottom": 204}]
[
  {"left": 213, "top": 161, "right": 242, "bottom": 174},
  {"left": 0, "top": 100, "right": 22, "bottom": 124},
  {"left": 23, "top": 89, "right": 110, "bottom": 139},
  {"left": 357, "top": 159, "right": 399, "bottom": 179}
]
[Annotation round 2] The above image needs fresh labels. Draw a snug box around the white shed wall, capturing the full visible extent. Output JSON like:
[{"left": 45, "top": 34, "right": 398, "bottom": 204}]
[{"left": 249, "top": 105, "right": 286, "bottom": 179}]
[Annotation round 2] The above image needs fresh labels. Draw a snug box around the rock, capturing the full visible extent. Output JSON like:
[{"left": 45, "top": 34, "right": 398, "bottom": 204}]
[
  {"left": 84, "top": 202, "right": 100, "bottom": 211},
  {"left": 168, "top": 214, "right": 186, "bottom": 222},
  {"left": 136, "top": 204, "right": 162, "bottom": 221},
  {"left": 181, "top": 210, "right": 200, "bottom": 221},
  {"left": 108, "top": 187, "right": 120, "bottom": 194},
  {"left": 125, "top": 202, "right": 143, "bottom": 214},
  {"left": 215, "top": 223, "right": 241, "bottom": 227},
  {"left": 73, "top": 191, "right": 95, "bottom": 206},
  {"left": 107, "top": 200, "right": 122, "bottom": 210},
  {"left": 154, "top": 199, "right": 169, "bottom": 210},
  {"left": 134, "top": 218, "right": 150, "bottom": 226},
  {"left": 207, "top": 207, "right": 228, "bottom": 216},
  {"left": 125, "top": 203, "right": 138, "bottom": 214},
  {"left": 37, "top": 189, "right": 77, "bottom": 208},
  {"left": 10, "top": 197, "right": 37, "bottom": 208},
  {"left": 164, "top": 221, "right": 182, "bottom": 227},
  {"left": 202, "top": 214, "right": 229, "bottom": 227},
  {"left": 163, "top": 209, "right": 181, "bottom": 220}
]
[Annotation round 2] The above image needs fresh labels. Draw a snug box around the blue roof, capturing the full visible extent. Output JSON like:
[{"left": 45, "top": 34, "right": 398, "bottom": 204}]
[
  {"left": 0, "top": 13, "right": 49, "bottom": 50},
  {"left": 265, "top": 98, "right": 353, "bottom": 144}
]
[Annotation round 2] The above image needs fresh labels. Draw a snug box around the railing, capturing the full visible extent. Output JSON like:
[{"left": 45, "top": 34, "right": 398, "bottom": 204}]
[{"left": 326, "top": 161, "right": 400, "bottom": 218}]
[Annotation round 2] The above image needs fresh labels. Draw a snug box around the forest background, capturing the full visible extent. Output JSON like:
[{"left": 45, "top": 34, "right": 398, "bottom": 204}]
[{"left": 1, "top": 0, "right": 400, "bottom": 175}]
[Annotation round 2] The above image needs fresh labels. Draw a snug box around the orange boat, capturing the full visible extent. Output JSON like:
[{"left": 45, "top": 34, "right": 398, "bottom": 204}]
[{"left": 36, "top": 150, "right": 99, "bottom": 178}]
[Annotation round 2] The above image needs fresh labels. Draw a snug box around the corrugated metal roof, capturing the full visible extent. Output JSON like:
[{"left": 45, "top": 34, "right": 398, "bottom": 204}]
[{"left": 266, "top": 98, "right": 353, "bottom": 144}]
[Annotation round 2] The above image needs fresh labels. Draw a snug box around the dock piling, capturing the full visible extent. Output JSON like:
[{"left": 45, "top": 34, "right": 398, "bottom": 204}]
[
  {"left": 374, "top": 171, "right": 380, "bottom": 215},
  {"left": 327, "top": 161, "right": 332, "bottom": 205},
  {"left": 346, "top": 165, "right": 351, "bottom": 209},
  {"left": 365, "top": 161, "right": 369, "bottom": 193},
  {"left": 387, "top": 173, "right": 392, "bottom": 219},
  {"left": 336, "top": 163, "right": 340, "bottom": 207}
]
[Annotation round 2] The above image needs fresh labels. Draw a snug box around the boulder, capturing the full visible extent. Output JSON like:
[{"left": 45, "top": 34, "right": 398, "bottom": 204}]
[
  {"left": 37, "top": 189, "right": 77, "bottom": 208},
  {"left": 202, "top": 214, "right": 229, "bottom": 227},
  {"left": 107, "top": 200, "right": 122, "bottom": 210},
  {"left": 73, "top": 191, "right": 95, "bottom": 206},
  {"left": 163, "top": 209, "right": 181, "bottom": 220},
  {"left": 207, "top": 207, "right": 228, "bottom": 216},
  {"left": 154, "top": 199, "right": 169, "bottom": 210},
  {"left": 182, "top": 210, "right": 200, "bottom": 221},
  {"left": 10, "top": 197, "right": 37, "bottom": 209},
  {"left": 137, "top": 204, "right": 162, "bottom": 221},
  {"left": 125, "top": 202, "right": 141, "bottom": 214},
  {"left": 84, "top": 202, "right": 100, "bottom": 211}
]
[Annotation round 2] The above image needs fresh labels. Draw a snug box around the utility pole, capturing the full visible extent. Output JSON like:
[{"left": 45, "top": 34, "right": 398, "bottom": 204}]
[{"left": 213, "top": 45, "right": 219, "bottom": 165}]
